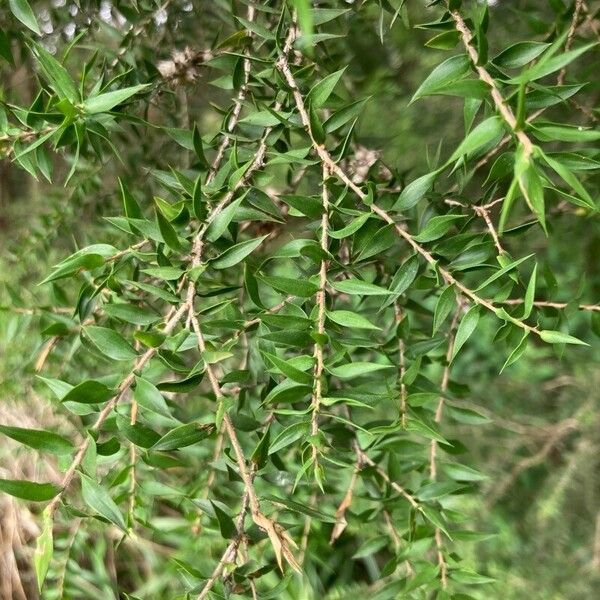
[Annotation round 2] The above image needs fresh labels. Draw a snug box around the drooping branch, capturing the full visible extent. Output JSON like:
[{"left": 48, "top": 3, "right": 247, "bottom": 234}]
[{"left": 275, "top": 43, "right": 542, "bottom": 339}]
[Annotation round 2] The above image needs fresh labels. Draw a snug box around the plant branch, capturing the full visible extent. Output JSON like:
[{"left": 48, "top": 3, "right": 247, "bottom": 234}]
[
  {"left": 275, "top": 46, "right": 541, "bottom": 338},
  {"left": 450, "top": 9, "right": 534, "bottom": 157},
  {"left": 310, "top": 164, "right": 331, "bottom": 467}
]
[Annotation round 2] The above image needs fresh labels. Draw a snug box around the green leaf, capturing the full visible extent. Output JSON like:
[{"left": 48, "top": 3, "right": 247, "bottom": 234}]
[
  {"left": 327, "top": 361, "right": 393, "bottom": 379},
  {"left": 0, "top": 424, "right": 73, "bottom": 455},
  {"left": 432, "top": 285, "right": 456, "bottom": 334},
  {"left": 522, "top": 265, "right": 537, "bottom": 319},
  {"left": 452, "top": 305, "right": 480, "bottom": 361},
  {"left": 410, "top": 54, "right": 471, "bottom": 103},
  {"left": 9, "top": 0, "right": 41, "bottom": 35},
  {"left": 39, "top": 244, "right": 116, "bottom": 285},
  {"left": 104, "top": 303, "right": 161, "bottom": 325},
  {"left": 268, "top": 421, "right": 310, "bottom": 455},
  {"left": 393, "top": 172, "right": 438, "bottom": 211},
  {"left": 210, "top": 501, "right": 236, "bottom": 539},
  {"left": 61, "top": 380, "right": 115, "bottom": 404},
  {"left": 493, "top": 41, "right": 549, "bottom": 69},
  {"left": 413, "top": 215, "right": 466, "bottom": 243},
  {"left": 381, "top": 255, "right": 419, "bottom": 310},
  {"left": 500, "top": 332, "right": 529, "bottom": 373},
  {"left": 512, "top": 42, "right": 596, "bottom": 83},
  {"left": 262, "top": 351, "right": 313, "bottom": 385},
  {"left": 327, "top": 310, "right": 381, "bottom": 330},
  {"left": 447, "top": 116, "right": 504, "bottom": 163},
  {"left": 533, "top": 123, "right": 600, "bottom": 143},
  {"left": 31, "top": 42, "right": 78, "bottom": 103},
  {"left": 260, "top": 275, "right": 319, "bottom": 298},
  {"left": 539, "top": 329, "right": 588, "bottom": 346},
  {"left": 83, "top": 84, "right": 149, "bottom": 114},
  {"left": 540, "top": 152, "right": 595, "bottom": 209},
  {"left": 441, "top": 462, "right": 488, "bottom": 482},
  {"left": 84, "top": 326, "right": 137, "bottom": 361},
  {"left": 117, "top": 418, "right": 160, "bottom": 449},
  {"left": 475, "top": 254, "right": 533, "bottom": 291},
  {"left": 119, "top": 178, "right": 143, "bottom": 219},
  {"left": 155, "top": 207, "right": 183, "bottom": 251},
  {"left": 34, "top": 508, "right": 53, "bottom": 590},
  {"left": 211, "top": 235, "right": 268, "bottom": 269},
  {"left": 307, "top": 68, "right": 346, "bottom": 108},
  {"left": 330, "top": 278, "right": 392, "bottom": 296},
  {"left": 80, "top": 474, "right": 126, "bottom": 531},
  {"left": 450, "top": 570, "right": 496, "bottom": 585},
  {"left": 264, "top": 495, "right": 337, "bottom": 523},
  {"left": 416, "top": 482, "right": 464, "bottom": 501},
  {"left": 206, "top": 197, "right": 243, "bottom": 242},
  {"left": 291, "top": 0, "right": 314, "bottom": 47},
  {"left": 152, "top": 423, "right": 215, "bottom": 451},
  {"left": 517, "top": 161, "right": 546, "bottom": 231},
  {"left": 352, "top": 536, "right": 388, "bottom": 559},
  {"left": 328, "top": 213, "right": 371, "bottom": 239},
  {"left": 0, "top": 479, "right": 61, "bottom": 502},
  {"left": 134, "top": 378, "right": 172, "bottom": 418}
]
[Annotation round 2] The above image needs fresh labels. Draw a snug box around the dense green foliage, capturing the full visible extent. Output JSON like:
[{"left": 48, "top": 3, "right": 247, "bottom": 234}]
[{"left": 1, "top": 1, "right": 599, "bottom": 599}]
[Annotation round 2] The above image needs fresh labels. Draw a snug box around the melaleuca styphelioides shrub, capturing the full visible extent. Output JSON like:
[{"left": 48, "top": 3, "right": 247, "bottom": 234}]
[{"left": 0, "top": 0, "right": 598, "bottom": 598}]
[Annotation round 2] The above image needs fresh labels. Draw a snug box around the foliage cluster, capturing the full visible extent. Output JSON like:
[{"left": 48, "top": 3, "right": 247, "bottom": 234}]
[{"left": 0, "top": 1, "right": 599, "bottom": 599}]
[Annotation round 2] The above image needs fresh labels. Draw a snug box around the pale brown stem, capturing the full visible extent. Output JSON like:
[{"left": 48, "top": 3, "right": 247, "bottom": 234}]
[
  {"left": 435, "top": 528, "right": 448, "bottom": 589},
  {"left": 394, "top": 303, "right": 408, "bottom": 427},
  {"left": 430, "top": 309, "right": 461, "bottom": 480},
  {"left": 207, "top": 4, "right": 256, "bottom": 183},
  {"left": 310, "top": 164, "right": 330, "bottom": 464},
  {"left": 330, "top": 464, "right": 360, "bottom": 544},
  {"left": 355, "top": 446, "right": 419, "bottom": 510},
  {"left": 558, "top": 0, "right": 585, "bottom": 85},
  {"left": 196, "top": 491, "right": 251, "bottom": 600},
  {"left": 474, "top": 205, "right": 504, "bottom": 254},
  {"left": 451, "top": 10, "right": 534, "bottom": 157},
  {"left": 276, "top": 47, "right": 540, "bottom": 338},
  {"left": 501, "top": 299, "right": 600, "bottom": 312}
]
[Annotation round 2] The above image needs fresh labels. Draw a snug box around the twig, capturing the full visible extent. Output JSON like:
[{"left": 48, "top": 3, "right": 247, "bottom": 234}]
[
  {"left": 394, "top": 303, "right": 408, "bottom": 427},
  {"left": 428, "top": 309, "right": 460, "bottom": 590},
  {"left": 429, "top": 308, "right": 461, "bottom": 481},
  {"left": 188, "top": 298, "right": 301, "bottom": 573},
  {"left": 500, "top": 299, "right": 600, "bottom": 312},
  {"left": 208, "top": 4, "right": 256, "bottom": 182},
  {"left": 309, "top": 164, "right": 331, "bottom": 467},
  {"left": 196, "top": 491, "right": 251, "bottom": 600},
  {"left": 355, "top": 445, "right": 419, "bottom": 510},
  {"left": 558, "top": 0, "right": 585, "bottom": 85},
  {"left": 451, "top": 10, "right": 535, "bottom": 157},
  {"left": 330, "top": 459, "right": 361, "bottom": 544},
  {"left": 275, "top": 46, "right": 541, "bottom": 339}
]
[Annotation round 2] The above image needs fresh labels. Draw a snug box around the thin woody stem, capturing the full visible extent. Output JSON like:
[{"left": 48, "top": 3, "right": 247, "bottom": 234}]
[
  {"left": 394, "top": 303, "right": 408, "bottom": 427},
  {"left": 310, "top": 164, "right": 330, "bottom": 465},
  {"left": 429, "top": 309, "right": 461, "bottom": 590},
  {"left": 275, "top": 46, "right": 541, "bottom": 338},
  {"left": 207, "top": 3, "right": 256, "bottom": 183},
  {"left": 451, "top": 10, "right": 534, "bottom": 157}
]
